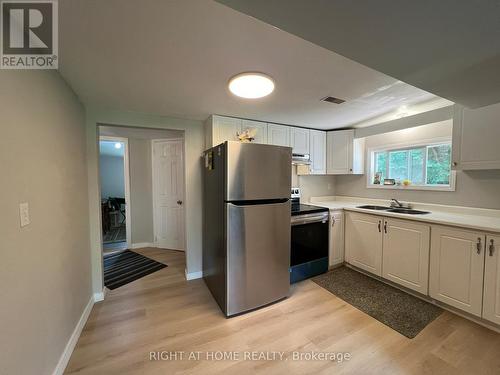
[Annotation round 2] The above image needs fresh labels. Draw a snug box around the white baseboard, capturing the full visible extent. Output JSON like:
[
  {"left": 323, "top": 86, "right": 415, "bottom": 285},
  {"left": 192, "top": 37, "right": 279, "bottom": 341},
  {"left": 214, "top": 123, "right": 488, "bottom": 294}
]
[
  {"left": 131, "top": 242, "right": 155, "bottom": 249},
  {"left": 52, "top": 295, "right": 95, "bottom": 375},
  {"left": 185, "top": 269, "right": 203, "bottom": 280},
  {"left": 93, "top": 287, "right": 107, "bottom": 302}
]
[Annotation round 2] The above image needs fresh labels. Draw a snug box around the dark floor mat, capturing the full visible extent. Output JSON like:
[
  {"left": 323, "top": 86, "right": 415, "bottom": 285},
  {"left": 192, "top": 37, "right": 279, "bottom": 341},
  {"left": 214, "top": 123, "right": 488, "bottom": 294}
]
[
  {"left": 103, "top": 250, "right": 167, "bottom": 290},
  {"left": 312, "top": 266, "right": 443, "bottom": 338}
]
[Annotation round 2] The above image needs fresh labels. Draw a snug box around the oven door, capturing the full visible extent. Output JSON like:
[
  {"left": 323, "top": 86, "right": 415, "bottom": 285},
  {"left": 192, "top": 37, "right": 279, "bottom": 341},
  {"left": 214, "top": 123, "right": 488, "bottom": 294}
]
[{"left": 290, "top": 212, "right": 329, "bottom": 282}]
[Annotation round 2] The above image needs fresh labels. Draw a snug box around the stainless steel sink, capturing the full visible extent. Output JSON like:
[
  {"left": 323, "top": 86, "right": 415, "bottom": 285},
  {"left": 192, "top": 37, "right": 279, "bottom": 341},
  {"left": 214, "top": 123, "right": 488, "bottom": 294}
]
[
  {"left": 387, "top": 208, "right": 430, "bottom": 215},
  {"left": 356, "top": 205, "right": 430, "bottom": 215},
  {"left": 356, "top": 205, "right": 391, "bottom": 210}
]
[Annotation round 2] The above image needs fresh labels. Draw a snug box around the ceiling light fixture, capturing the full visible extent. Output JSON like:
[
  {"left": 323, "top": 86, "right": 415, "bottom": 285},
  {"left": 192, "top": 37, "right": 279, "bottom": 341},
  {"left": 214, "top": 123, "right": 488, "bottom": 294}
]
[
  {"left": 114, "top": 142, "right": 122, "bottom": 149},
  {"left": 228, "top": 72, "right": 275, "bottom": 99}
]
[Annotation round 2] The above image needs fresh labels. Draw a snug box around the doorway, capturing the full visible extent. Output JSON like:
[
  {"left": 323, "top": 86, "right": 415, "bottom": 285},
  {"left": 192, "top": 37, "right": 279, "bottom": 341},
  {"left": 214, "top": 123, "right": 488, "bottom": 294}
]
[{"left": 99, "top": 136, "right": 131, "bottom": 254}]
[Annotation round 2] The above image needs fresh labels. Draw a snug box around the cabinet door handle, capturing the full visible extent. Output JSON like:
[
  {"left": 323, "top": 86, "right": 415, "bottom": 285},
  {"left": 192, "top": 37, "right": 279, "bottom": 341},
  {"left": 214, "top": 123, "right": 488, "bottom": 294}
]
[
  {"left": 378, "top": 220, "right": 381, "bottom": 232},
  {"left": 384, "top": 221, "right": 387, "bottom": 234},
  {"left": 331, "top": 217, "right": 335, "bottom": 227},
  {"left": 489, "top": 239, "right": 495, "bottom": 257},
  {"left": 477, "top": 237, "right": 482, "bottom": 254}
]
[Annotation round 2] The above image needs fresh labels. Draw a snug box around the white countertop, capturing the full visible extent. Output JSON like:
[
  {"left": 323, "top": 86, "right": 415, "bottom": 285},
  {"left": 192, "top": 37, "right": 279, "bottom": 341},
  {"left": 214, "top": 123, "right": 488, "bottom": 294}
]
[{"left": 308, "top": 196, "right": 500, "bottom": 234}]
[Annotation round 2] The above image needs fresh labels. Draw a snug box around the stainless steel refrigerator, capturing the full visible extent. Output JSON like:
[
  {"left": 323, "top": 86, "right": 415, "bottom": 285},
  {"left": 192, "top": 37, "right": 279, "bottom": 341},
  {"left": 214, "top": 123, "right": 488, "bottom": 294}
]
[{"left": 203, "top": 141, "right": 291, "bottom": 317}]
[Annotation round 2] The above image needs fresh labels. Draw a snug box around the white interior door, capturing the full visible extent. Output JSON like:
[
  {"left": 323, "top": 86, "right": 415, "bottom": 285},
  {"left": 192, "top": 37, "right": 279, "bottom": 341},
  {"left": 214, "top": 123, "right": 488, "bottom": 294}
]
[{"left": 152, "top": 139, "right": 185, "bottom": 251}]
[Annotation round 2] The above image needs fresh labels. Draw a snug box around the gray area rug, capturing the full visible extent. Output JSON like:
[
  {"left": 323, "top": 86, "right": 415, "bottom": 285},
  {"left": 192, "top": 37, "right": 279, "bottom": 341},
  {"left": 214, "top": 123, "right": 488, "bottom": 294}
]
[{"left": 312, "top": 266, "right": 443, "bottom": 338}]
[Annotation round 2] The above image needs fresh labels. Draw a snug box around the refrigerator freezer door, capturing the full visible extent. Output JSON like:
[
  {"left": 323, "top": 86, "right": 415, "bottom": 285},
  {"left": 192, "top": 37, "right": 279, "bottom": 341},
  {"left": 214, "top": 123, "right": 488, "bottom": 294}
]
[
  {"left": 226, "top": 201, "right": 291, "bottom": 316},
  {"left": 226, "top": 142, "right": 291, "bottom": 201}
]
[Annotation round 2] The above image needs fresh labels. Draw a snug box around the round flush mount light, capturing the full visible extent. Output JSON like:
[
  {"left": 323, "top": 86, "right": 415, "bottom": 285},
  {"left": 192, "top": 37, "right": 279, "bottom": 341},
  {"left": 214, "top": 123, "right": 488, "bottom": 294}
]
[
  {"left": 228, "top": 72, "right": 275, "bottom": 99},
  {"left": 114, "top": 142, "right": 122, "bottom": 149}
]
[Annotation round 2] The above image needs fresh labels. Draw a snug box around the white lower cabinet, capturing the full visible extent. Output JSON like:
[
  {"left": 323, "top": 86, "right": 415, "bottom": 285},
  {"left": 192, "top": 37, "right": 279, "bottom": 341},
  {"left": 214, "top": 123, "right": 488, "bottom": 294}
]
[
  {"left": 382, "top": 218, "right": 430, "bottom": 294},
  {"left": 429, "top": 226, "right": 485, "bottom": 317},
  {"left": 483, "top": 235, "right": 500, "bottom": 324},
  {"left": 345, "top": 212, "right": 383, "bottom": 276},
  {"left": 329, "top": 210, "right": 344, "bottom": 267},
  {"left": 344, "top": 212, "right": 500, "bottom": 326},
  {"left": 346, "top": 213, "right": 430, "bottom": 290}
]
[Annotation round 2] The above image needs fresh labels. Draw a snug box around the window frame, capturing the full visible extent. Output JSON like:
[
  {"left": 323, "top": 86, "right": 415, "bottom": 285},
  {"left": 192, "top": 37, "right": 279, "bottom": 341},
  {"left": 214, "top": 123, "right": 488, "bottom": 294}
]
[{"left": 366, "top": 137, "right": 456, "bottom": 191}]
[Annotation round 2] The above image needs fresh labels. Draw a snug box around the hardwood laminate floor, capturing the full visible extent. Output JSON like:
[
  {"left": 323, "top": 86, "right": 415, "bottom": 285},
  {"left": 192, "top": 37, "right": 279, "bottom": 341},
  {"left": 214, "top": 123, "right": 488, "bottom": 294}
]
[{"left": 65, "top": 248, "right": 500, "bottom": 375}]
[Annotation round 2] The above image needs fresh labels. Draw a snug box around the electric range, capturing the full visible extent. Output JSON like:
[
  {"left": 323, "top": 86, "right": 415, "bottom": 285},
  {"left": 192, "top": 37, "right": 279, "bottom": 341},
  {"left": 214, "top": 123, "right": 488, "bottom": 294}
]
[{"left": 290, "top": 188, "right": 329, "bottom": 283}]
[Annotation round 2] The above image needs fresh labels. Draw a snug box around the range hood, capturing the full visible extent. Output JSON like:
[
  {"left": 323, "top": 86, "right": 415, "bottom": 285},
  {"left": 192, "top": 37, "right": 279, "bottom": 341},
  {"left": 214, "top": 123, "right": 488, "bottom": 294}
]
[{"left": 292, "top": 153, "right": 311, "bottom": 165}]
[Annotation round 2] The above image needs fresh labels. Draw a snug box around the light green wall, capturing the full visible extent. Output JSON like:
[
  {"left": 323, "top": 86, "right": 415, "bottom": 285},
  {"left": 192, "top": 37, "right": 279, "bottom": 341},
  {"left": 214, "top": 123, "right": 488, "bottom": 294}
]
[
  {"left": 0, "top": 70, "right": 91, "bottom": 375},
  {"left": 128, "top": 138, "right": 154, "bottom": 244}
]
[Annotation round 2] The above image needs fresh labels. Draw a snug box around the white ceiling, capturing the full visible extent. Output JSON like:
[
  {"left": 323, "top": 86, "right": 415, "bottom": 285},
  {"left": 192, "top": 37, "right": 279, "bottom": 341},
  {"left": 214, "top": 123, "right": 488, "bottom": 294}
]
[
  {"left": 59, "top": 0, "right": 439, "bottom": 130},
  {"left": 217, "top": 0, "right": 500, "bottom": 109}
]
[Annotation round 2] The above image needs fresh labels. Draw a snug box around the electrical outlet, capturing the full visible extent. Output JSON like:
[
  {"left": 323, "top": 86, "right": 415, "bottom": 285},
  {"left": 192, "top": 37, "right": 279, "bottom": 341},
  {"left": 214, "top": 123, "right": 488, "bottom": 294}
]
[{"left": 19, "top": 202, "right": 30, "bottom": 227}]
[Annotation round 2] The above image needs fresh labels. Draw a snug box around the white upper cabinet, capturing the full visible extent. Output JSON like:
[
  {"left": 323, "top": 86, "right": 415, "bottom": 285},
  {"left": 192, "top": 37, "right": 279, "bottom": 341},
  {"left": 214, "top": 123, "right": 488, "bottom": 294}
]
[
  {"left": 452, "top": 102, "right": 500, "bottom": 170},
  {"left": 205, "top": 115, "right": 242, "bottom": 148},
  {"left": 483, "top": 234, "right": 500, "bottom": 325},
  {"left": 382, "top": 218, "right": 430, "bottom": 294},
  {"left": 241, "top": 119, "right": 268, "bottom": 144},
  {"left": 327, "top": 129, "right": 364, "bottom": 174},
  {"left": 309, "top": 130, "right": 327, "bottom": 174},
  {"left": 429, "top": 226, "right": 485, "bottom": 317},
  {"left": 267, "top": 124, "right": 290, "bottom": 147},
  {"left": 290, "top": 127, "right": 310, "bottom": 155}
]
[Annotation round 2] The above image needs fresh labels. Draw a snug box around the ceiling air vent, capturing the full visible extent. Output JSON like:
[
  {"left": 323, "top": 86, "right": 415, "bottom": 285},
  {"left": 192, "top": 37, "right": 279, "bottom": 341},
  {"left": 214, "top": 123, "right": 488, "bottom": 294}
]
[{"left": 322, "top": 96, "right": 345, "bottom": 104}]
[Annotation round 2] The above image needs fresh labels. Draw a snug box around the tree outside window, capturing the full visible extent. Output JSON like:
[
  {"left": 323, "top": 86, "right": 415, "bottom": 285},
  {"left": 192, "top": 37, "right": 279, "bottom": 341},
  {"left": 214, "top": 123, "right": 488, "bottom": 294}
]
[{"left": 372, "top": 142, "right": 452, "bottom": 187}]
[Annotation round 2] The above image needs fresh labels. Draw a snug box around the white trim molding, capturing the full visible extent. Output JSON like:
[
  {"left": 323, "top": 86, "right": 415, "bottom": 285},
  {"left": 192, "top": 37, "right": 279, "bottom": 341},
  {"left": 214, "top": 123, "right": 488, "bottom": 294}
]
[
  {"left": 93, "top": 287, "right": 107, "bottom": 302},
  {"left": 185, "top": 269, "right": 203, "bottom": 280},
  {"left": 52, "top": 295, "right": 95, "bottom": 375},
  {"left": 131, "top": 242, "right": 156, "bottom": 249},
  {"left": 366, "top": 137, "right": 456, "bottom": 192}
]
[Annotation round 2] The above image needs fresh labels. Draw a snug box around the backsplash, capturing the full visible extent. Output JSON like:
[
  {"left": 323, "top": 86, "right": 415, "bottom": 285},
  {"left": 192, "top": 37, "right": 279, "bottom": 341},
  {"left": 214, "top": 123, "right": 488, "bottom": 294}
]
[
  {"left": 335, "top": 170, "right": 500, "bottom": 210},
  {"left": 291, "top": 165, "right": 335, "bottom": 203}
]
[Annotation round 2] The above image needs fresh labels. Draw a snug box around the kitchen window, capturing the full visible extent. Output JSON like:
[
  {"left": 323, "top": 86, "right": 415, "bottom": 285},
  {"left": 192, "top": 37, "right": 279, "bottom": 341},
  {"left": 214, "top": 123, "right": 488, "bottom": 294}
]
[{"left": 368, "top": 140, "right": 456, "bottom": 191}]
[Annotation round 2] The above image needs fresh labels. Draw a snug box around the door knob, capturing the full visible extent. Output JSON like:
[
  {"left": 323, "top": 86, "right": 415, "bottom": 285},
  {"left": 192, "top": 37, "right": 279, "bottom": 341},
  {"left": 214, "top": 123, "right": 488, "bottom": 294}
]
[{"left": 177, "top": 200, "right": 183, "bottom": 205}]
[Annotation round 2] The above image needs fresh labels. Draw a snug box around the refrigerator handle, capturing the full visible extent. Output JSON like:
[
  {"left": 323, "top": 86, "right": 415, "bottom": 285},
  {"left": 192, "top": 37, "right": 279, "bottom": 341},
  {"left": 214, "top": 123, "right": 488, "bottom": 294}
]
[{"left": 227, "top": 198, "right": 289, "bottom": 206}]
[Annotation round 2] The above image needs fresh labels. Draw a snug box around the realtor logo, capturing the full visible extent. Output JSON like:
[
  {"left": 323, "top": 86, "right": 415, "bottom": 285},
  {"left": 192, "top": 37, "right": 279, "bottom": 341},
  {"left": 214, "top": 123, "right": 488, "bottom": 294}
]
[{"left": 1, "top": 0, "right": 58, "bottom": 69}]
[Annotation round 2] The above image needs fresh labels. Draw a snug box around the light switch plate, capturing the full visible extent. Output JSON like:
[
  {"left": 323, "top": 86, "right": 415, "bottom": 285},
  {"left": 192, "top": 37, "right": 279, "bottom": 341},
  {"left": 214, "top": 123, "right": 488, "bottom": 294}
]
[{"left": 19, "top": 202, "right": 30, "bottom": 227}]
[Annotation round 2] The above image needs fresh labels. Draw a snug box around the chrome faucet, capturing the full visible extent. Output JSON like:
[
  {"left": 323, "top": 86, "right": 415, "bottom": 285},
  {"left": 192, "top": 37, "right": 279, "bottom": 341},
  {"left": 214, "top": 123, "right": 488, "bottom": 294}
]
[{"left": 390, "top": 198, "right": 404, "bottom": 208}]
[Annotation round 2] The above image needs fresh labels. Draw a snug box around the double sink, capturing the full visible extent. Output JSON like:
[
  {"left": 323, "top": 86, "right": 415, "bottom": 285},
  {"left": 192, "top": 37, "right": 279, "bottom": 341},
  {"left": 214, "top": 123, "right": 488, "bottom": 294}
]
[{"left": 356, "top": 205, "right": 430, "bottom": 215}]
